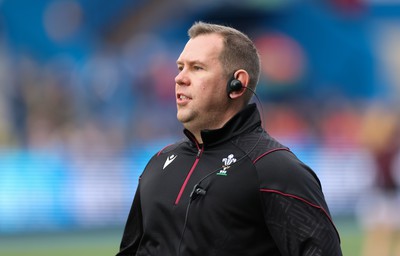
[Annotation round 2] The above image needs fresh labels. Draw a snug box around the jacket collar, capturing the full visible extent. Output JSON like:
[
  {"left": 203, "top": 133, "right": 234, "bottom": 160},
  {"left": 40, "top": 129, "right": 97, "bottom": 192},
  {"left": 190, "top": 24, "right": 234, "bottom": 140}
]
[{"left": 184, "top": 103, "right": 262, "bottom": 148}]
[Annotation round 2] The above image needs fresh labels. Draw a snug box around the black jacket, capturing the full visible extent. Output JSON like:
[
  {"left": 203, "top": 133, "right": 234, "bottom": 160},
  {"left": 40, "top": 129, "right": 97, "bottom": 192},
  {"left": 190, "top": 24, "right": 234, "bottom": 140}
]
[{"left": 117, "top": 104, "right": 342, "bottom": 256}]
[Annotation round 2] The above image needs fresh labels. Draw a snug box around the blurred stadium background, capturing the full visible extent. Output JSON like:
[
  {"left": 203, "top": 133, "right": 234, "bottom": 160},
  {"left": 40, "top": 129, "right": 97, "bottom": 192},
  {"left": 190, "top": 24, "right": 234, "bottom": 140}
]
[{"left": 1, "top": 0, "right": 400, "bottom": 255}]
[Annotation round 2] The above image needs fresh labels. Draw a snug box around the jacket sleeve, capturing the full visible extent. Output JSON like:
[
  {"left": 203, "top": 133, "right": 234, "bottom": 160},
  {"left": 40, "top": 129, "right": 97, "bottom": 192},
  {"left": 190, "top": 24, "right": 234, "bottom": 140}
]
[
  {"left": 255, "top": 150, "right": 342, "bottom": 256},
  {"left": 116, "top": 184, "right": 143, "bottom": 256}
]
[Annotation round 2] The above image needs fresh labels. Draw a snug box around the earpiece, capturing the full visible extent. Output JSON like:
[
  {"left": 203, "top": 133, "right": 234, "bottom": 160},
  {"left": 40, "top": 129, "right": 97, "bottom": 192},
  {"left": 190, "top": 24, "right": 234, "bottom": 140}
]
[{"left": 227, "top": 76, "right": 243, "bottom": 97}]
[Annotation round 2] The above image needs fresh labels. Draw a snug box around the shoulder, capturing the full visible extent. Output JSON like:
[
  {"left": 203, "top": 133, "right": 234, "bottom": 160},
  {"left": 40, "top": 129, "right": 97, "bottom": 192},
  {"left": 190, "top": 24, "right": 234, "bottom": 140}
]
[
  {"left": 254, "top": 149, "right": 326, "bottom": 207},
  {"left": 255, "top": 149, "right": 321, "bottom": 188},
  {"left": 231, "top": 129, "right": 289, "bottom": 160},
  {"left": 142, "top": 139, "right": 189, "bottom": 168},
  {"left": 155, "top": 139, "right": 189, "bottom": 157},
  {"left": 141, "top": 139, "right": 189, "bottom": 174}
]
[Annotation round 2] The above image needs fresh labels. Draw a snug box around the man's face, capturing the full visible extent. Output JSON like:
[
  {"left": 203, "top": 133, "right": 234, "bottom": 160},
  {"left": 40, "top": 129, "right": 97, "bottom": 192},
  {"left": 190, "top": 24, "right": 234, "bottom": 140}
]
[{"left": 175, "top": 33, "right": 230, "bottom": 134}]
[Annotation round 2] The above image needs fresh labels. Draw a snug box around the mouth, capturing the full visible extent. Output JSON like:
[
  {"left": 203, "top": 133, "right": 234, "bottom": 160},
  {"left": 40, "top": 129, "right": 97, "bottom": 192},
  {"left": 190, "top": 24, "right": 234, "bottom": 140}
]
[{"left": 177, "top": 93, "right": 192, "bottom": 105}]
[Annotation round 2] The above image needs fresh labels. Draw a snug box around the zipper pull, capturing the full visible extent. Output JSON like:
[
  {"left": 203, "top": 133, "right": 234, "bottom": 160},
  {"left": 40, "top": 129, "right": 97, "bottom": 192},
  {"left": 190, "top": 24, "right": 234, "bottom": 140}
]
[{"left": 196, "top": 144, "right": 204, "bottom": 158}]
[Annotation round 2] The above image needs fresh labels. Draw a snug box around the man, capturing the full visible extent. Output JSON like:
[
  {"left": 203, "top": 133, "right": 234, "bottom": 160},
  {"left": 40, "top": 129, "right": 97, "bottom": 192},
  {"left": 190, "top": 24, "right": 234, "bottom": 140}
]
[{"left": 117, "top": 21, "right": 342, "bottom": 256}]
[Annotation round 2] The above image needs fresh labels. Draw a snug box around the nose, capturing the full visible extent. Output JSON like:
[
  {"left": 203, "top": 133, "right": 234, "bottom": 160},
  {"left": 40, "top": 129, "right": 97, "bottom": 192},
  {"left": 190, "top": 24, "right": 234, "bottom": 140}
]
[{"left": 175, "top": 70, "right": 189, "bottom": 86}]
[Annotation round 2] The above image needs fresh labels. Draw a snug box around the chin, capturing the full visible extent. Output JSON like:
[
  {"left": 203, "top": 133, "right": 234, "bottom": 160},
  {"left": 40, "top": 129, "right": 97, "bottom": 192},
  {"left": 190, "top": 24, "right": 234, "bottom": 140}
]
[
  {"left": 177, "top": 110, "right": 192, "bottom": 123},
  {"left": 177, "top": 114, "right": 189, "bottom": 125}
]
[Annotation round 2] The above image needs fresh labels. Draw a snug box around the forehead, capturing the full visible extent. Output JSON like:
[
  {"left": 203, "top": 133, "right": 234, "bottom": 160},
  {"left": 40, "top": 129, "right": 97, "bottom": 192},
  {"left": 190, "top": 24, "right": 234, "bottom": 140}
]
[{"left": 177, "top": 33, "right": 224, "bottom": 64}]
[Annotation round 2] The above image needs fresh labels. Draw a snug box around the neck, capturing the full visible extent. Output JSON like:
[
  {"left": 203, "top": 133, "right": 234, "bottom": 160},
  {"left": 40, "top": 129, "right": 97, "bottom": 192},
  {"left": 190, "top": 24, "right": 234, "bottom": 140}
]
[
  {"left": 193, "top": 132, "right": 203, "bottom": 144},
  {"left": 186, "top": 106, "right": 245, "bottom": 144}
]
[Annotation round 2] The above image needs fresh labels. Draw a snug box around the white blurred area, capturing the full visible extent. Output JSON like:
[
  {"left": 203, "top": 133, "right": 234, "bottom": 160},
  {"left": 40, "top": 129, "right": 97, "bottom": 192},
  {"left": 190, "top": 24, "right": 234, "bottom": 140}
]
[{"left": 0, "top": 3, "right": 399, "bottom": 251}]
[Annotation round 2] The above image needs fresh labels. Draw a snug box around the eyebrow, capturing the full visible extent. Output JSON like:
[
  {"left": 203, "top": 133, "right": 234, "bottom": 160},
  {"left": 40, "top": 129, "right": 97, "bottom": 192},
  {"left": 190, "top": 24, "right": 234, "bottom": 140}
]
[{"left": 176, "top": 60, "right": 205, "bottom": 66}]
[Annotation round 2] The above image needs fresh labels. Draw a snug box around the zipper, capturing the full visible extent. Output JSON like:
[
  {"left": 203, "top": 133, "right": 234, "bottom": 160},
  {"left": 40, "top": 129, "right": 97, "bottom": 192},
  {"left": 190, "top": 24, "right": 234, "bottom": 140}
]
[{"left": 174, "top": 145, "right": 203, "bottom": 205}]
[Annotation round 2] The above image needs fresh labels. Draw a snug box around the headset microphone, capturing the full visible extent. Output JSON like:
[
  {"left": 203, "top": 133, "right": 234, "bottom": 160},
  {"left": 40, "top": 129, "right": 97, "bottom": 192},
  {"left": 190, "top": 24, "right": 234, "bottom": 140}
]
[
  {"left": 190, "top": 184, "right": 207, "bottom": 201},
  {"left": 227, "top": 76, "right": 243, "bottom": 97}
]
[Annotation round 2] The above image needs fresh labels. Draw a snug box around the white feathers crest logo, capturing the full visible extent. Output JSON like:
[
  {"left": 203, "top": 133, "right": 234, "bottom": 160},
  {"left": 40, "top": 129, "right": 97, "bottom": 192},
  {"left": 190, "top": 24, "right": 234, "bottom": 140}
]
[
  {"left": 217, "top": 154, "right": 237, "bottom": 176},
  {"left": 222, "top": 154, "right": 237, "bottom": 166}
]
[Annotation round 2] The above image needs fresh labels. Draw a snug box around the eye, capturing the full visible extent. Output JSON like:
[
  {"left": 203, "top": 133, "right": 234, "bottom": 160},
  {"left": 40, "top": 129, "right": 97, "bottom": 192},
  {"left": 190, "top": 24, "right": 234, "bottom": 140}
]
[
  {"left": 193, "top": 65, "right": 203, "bottom": 71},
  {"left": 177, "top": 65, "right": 183, "bottom": 72}
]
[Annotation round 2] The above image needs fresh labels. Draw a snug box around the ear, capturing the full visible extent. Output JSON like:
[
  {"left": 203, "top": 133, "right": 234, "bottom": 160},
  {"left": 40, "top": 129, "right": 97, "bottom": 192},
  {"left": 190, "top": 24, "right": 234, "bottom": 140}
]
[{"left": 229, "top": 69, "right": 249, "bottom": 99}]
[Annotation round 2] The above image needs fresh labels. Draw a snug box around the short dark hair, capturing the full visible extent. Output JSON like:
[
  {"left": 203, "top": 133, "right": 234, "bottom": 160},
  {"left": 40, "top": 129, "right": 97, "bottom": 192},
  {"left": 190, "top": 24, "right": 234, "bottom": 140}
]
[{"left": 188, "top": 21, "right": 261, "bottom": 103}]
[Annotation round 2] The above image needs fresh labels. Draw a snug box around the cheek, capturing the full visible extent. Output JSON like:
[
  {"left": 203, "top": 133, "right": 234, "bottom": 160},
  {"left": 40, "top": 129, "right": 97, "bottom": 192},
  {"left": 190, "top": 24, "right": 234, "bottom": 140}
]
[{"left": 197, "top": 77, "right": 227, "bottom": 100}]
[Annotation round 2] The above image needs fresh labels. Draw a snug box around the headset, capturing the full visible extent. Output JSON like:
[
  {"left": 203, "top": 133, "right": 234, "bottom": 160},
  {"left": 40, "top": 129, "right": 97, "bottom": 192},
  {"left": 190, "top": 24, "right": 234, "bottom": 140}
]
[
  {"left": 227, "top": 75, "right": 244, "bottom": 97},
  {"left": 177, "top": 72, "right": 265, "bottom": 256}
]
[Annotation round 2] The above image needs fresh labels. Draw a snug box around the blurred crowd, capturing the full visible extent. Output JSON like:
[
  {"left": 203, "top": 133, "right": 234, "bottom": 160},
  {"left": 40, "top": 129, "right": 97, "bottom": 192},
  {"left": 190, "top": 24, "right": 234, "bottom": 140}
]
[{"left": 0, "top": 42, "right": 178, "bottom": 156}]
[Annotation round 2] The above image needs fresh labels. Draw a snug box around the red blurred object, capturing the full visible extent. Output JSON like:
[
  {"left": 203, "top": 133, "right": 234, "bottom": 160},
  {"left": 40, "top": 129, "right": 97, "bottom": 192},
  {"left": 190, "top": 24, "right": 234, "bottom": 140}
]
[{"left": 255, "top": 33, "right": 306, "bottom": 84}]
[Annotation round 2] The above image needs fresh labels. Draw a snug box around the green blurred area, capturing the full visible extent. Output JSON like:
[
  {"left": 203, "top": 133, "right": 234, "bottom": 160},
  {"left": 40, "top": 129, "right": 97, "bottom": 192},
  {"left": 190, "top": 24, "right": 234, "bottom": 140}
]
[{"left": 0, "top": 218, "right": 362, "bottom": 256}]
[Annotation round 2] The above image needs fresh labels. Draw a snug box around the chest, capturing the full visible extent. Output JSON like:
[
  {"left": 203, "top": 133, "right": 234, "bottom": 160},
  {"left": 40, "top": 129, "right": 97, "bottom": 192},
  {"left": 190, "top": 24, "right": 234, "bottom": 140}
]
[{"left": 139, "top": 146, "right": 262, "bottom": 221}]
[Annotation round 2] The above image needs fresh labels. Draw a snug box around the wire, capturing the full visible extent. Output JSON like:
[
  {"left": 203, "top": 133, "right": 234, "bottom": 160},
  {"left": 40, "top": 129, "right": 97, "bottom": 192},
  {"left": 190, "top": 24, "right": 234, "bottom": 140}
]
[{"left": 177, "top": 198, "right": 192, "bottom": 256}]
